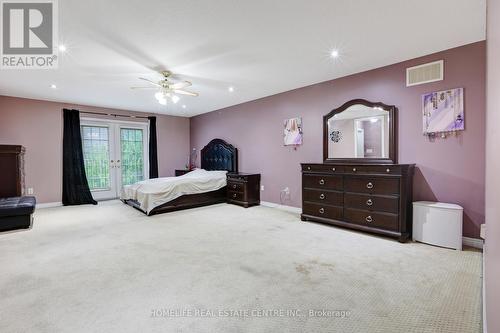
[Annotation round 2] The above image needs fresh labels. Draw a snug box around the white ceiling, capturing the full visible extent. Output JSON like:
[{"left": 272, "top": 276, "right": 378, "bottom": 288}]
[{"left": 0, "top": 0, "right": 486, "bottom": 117}]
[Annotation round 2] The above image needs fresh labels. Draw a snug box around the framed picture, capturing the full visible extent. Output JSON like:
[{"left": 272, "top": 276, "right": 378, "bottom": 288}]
[
  {"left": 422, "top": 88, "right": 464, "bottom": 135},
  {"left": 283, "top": 117, "right": 303, "bottom": 146}
]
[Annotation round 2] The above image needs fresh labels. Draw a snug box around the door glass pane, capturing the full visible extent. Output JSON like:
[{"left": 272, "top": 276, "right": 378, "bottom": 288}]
[
  {"left": 81, "top": 125, "right": 110, "bottom": 190},
  {"left": 120, "top": 128, "right": 144, "bottom": 186}
]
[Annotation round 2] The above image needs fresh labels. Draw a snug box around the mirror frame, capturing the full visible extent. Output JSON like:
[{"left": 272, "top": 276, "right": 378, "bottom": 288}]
[{"left": 323, "top": 99, "right": 398, "bottom": 164}]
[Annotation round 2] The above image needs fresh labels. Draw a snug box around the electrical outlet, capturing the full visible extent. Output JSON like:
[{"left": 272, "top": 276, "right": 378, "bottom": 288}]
[
  {"left": 261, "top": 185, "right": 265, "bottom": 191},
  {"left": 27, "top": 187, "right": 34, "bottom": 195}
]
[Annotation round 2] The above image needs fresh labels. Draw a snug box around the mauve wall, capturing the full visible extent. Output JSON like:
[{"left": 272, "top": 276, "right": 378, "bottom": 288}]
[
  {"left": 0, "top": 96, "right": 190, "bottom": 203},
  {"left": 485, "top": 0, "right": 500, "bottom": 331},
  {"left": 191, "top": 41, "right": 486, "bottom": 238}
]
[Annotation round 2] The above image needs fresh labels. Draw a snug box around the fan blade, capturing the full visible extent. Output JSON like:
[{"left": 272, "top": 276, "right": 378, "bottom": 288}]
[
  {"left": 170, "top": 81, "right": 192, "bottom": 89},
  {"left": 139, "top": 77, "right": 162, "bottom": 87},
  {"left": 174, "top": 89, "right": 198, "bottom": 97},
  {"left": 130, "top": 86, "right": 157, "bottom": 90}
]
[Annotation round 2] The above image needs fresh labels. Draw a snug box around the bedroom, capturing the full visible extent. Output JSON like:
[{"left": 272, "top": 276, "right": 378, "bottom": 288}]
[{"left": 0, "top": 1, "right": 499, "bottom": 332}]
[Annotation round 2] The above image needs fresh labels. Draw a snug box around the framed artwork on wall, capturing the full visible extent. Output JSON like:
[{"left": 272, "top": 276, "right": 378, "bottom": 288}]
[
  {"left": 422, "top": 87, "right": 464, "bottom": 137},
  {"left": 283, "top": 117, "right": 303, "bottom": 146}
]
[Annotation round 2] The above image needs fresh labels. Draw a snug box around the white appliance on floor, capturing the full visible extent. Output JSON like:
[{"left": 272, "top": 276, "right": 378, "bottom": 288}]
[{"left": 412, "top": 201, "right": 463, "bottom": 250}]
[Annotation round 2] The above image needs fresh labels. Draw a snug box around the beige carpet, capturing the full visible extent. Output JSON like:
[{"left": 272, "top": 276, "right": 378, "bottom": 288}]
[{"left": 0, "top": 200, "right": 482, "bottom": 333}]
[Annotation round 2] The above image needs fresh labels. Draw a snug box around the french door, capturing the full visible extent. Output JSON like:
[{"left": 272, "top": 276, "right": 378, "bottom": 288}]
[{"left": 80, "top": 119, "right": 149, "bottom": 200}]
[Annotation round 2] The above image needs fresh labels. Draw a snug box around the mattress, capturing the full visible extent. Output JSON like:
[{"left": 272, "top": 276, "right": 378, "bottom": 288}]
[{"left": 120, "top": 169, "right": 227, "bottom": 214}]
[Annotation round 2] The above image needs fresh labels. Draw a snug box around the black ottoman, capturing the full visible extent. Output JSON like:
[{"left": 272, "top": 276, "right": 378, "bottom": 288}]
[{"left": 0, "top": 196, "right": 36, "bottom": 232}]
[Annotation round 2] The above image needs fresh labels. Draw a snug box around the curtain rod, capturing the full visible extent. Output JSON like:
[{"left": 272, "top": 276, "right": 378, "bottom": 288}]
[{"left": 79, "top": 110, "right": 150, "bottom": 119}]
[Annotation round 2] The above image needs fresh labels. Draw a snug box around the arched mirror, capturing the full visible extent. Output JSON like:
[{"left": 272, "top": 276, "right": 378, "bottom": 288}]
[{"left": 323, "top": 99, "right": 397, "bottom": 164}]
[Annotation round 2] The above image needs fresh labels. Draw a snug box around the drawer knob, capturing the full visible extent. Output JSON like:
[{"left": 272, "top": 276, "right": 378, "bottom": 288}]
[
  {"left": 366, "top": 199, "right": 373, "bottom": 206},
  {"left": 366, "top": 215, "right": 373, "bottom": 223},
  {"left": 332, "top": 167, "right": 336, "bottom": 171},
  {"left": 307, "top": 166, "right": 311, "bottom": 170},
  {"left": 319, "top": 179, "right": 325, "bottom": 185},
  {"left": 319, "top": 208, "right": 325, "bottom": 214},
  {"left": 319, "top": 193, "right": 325, "bottom": 200},
  {"left": 233, "top": 193, "right": 237, "bottom": 198},
  {"left": 232, "top": 184, "right": 237, "bottom": 189},
  {"left": 352, "top": 168, "right": 357, "bottom": 172},
  {"left": 386, "top": 168, "right": 390, "bottom": 173},
  {"left": 366, "top": 182, "right": 374, "bottom": 189}
]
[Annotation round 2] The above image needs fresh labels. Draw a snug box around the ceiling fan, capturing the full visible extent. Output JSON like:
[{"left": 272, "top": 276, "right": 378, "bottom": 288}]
[{"left": 131, "top": 70, "right": 199, "bottom": 105}]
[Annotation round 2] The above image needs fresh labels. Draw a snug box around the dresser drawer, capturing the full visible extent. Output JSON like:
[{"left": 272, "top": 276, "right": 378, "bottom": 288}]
[
  {"left": 344, "top": 208, "right": 399, "bottom": 231},
  {"left": 303, "top": 202, "right": 343, "bottom": 220},
  {"left": 228, "top": 191, "right": 244, "bottom": 201},
  {"left": 344, "top": 177, "right": 399, "bottom": 195},
  {"left": 303, "top": 189, "right": 343, "bottom": 206},
  {"left": 227, "top": 181, "right": 244, "bottom": 192},
  {"left": 302, "top": 164, "right": 344, "bottom": 174},
  {"left": 344, "top": 165, "right": 402, "bottom": 175},
  {"left": 303, "top": 174, "right": 343, "bottom": 190},
  {"left": 227, "top": 175, "right": 248, "bottom": 182},
  {"left": 344, "top": 193, "right": 399, "bottom": 214}
]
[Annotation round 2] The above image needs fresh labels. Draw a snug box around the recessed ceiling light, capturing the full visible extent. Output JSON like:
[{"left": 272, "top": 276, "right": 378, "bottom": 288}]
[
  {"left": 228, "top": 86, "right": 234, "bottom": 93},
  {"left": 182, "top": 105, "right": 186, "bottom": 109},
  {"left": 58, "top": 44, "right": 67, "bottom": 52},
  {"left": 330, "top": 49, "right": 339, "bottom": 58},
  {"left": 50, "top": 84, "right": 57, "bottom": 89}
]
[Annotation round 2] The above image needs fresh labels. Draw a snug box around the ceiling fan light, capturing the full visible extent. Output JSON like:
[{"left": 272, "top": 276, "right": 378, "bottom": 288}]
[
  {"left": 154, "top": 91, "right": 164, "bottom": 101},
  {"left": 158, "top": 98, "right": 167, "bottom": 105},
  {"left": 171, "top": 95, "right": 180, "bottom": 104}
]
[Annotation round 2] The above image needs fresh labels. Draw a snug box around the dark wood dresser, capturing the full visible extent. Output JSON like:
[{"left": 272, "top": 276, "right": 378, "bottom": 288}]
[
  {"left": 301, "top": 164, "right": 414, "bottom": 242},
  {"left": 0, "top": 145, "right": 26, "bottom": 198},
  {"left": 175, "top": 169, "right": 190, "bottom": 176},
  {"left": 227, "top": 173, "right": 261, "bottom": 208}
]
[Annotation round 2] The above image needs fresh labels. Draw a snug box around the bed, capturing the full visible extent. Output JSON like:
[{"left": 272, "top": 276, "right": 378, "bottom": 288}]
[{"left": 121, "top": 139, "right": 238, "bottom": 215}]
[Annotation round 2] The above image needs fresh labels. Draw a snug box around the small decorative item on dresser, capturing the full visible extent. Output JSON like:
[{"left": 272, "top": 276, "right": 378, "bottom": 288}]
[
  {"left": 226, "top": 173, "right": 261, "bottom": 208},
  {"left": 175, "top": 169, "right": 191, "bottom": 177}
]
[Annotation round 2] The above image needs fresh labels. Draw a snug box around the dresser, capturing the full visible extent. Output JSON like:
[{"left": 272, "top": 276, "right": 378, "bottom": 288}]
[
  {"left": 0, "top": 145, "right": 26, "bottom": 198},
  {"left": 301, "top": 163, "right": 414, "bottom": 242},
  {"left": 175, "top": 169, "right": 190, "bottom": 176},
  {"left": 227, "top": 173, "right": 261, "bottom": 208}
]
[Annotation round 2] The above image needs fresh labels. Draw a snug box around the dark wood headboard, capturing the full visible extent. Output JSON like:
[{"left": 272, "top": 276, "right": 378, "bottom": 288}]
[{"left": 200, "top": 139, "right": 238, "bottom": 173}]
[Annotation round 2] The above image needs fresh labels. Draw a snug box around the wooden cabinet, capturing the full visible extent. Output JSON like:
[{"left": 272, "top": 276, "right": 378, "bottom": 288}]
[
  {"left": 301, "top": 163, "right": 414, "bottom": 242},
  {"left": 0, "top": 145, "right": 25, "bottom": 198},
  {"left": 227, "top": 173, "right": 260, "bottom": 208},
  {"left": 175, "top": 169, "right": 190, "bottom": 176}
]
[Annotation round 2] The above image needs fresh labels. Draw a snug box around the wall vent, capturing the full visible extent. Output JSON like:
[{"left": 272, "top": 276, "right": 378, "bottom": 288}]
[{"left": 406, "top": 60, "right": 444, "bottom": 87}]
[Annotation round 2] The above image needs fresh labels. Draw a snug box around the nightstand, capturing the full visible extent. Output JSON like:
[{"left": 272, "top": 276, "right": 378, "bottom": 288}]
[
  {"left": 175, "top": 169, "right": 190, "bottom": 176},
  {"left": 227, "top": 173, "right": 261, "bottom": 208}
]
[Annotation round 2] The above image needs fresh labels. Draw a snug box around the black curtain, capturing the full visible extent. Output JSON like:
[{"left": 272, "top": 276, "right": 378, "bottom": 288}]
[
  {"left": 148, "top": 116, "right": 159, "bottom": 178},
  {"left": 62, "top": 109, "right": 97, "bottom": 205}
]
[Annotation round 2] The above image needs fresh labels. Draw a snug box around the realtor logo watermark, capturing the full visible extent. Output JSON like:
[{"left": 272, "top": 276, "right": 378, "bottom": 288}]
[{"left": 1, "top": 0, "right": 58, "bottom": 69}]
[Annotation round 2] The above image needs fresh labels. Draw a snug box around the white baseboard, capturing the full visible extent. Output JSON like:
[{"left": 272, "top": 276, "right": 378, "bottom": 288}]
[
  {"left": 36, "top": 202, "right": 62, "bottom": 209},
  {"left": 463, "top": 236, "right": 484, "bottom": 249},
  {"left": 260, "top": 201, "right": 301, "bottom": 214}
]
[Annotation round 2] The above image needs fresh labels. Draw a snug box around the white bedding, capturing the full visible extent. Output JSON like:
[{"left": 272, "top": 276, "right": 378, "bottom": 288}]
[{"left": 120, "top": 169, "right": 228, "bottom": 214}]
